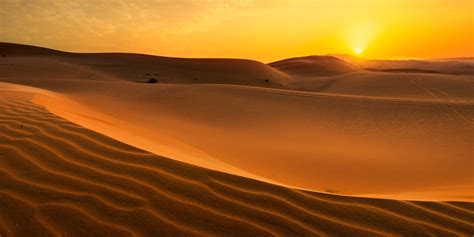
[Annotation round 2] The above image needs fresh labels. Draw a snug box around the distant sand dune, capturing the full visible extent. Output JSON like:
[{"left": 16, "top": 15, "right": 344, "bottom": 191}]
[
  {"left": 0, "top": 42, "right": 291, "bottom": 87},
  {"left": 269, "top": 55, "right": 360, "bottom": 77},
  {"left": 0, "top": 85, "right": 473, "bottom": 236},
  {"left": 289, "top": 71, "right": 474, "bottom": 101},
  {"left": 329, "top": 54, "right": 474, "bottom": 75}
]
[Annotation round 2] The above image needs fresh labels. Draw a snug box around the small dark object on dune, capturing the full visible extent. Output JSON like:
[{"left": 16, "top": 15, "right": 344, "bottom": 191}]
[
  {"left": 265, "top": 79, "right": 269, "bottom": 82},
  {"left": 325, "top": 189, "right": 338, "bottom": 194},
  {"left": 147, "top": 78, "right": 158, "bottom": 83}
]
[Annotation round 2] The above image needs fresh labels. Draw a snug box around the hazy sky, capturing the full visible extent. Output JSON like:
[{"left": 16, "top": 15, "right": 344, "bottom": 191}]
[{"left": 1, "top": 0, "right": 473, "bottom": 61}]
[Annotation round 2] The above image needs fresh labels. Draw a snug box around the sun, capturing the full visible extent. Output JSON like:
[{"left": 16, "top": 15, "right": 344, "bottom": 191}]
[
  {"left": 353, "top": 47, "right": 364, "bottom": 55},
  {"left": 346, "top": 22, "right": 376, "bottom": 56}
]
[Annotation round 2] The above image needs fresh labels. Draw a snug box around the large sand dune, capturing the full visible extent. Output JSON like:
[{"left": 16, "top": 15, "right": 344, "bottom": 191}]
[
  {"left": 0, "top": 43, "right": 473, "bottom": 235},
  {"left": 0, "top": 83, "right": 473, "bottom": 236},
  {"left": 1, "top": 42, "right": 291, "bottom": 87}
]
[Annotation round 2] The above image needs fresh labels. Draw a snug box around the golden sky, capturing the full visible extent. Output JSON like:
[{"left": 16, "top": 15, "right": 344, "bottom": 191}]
[{"left": 1, "top": 0, "right": 473, "bottom": 62}]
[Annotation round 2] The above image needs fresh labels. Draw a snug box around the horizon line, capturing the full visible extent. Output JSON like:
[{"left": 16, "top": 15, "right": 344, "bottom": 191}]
[{"left": 2, "top": 41, "right": 473, "bottom": 63}]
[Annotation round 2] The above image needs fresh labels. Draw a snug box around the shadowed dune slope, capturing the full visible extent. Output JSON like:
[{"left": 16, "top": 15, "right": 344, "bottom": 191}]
[
  {"left": 0, "top": 42, "right": 291, "bottom": 87},
  {"left": 269, "top": 55, "right": 360, "bottom": 78},
  {"left": 0, "top": 84, "right": 473, "bottom": 236}
]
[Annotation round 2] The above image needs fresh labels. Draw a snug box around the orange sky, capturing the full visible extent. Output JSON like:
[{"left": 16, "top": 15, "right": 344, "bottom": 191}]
[{"left": 1, "top": 0, "right": 473, "bottom": 62}]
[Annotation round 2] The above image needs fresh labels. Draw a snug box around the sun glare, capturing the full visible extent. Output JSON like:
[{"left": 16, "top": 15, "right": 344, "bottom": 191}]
[
  {"left": 353, "top": 47, "right": 364, "bottom": 55},
  {"left": 346, "top": 22, "right": 376, "bottom": 57}
]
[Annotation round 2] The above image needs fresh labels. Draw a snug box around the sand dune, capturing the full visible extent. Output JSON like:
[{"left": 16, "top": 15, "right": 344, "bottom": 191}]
[
  {"left": 4, "top": 77, "right": 473, "bottom": 199},
  {"left": 1, "top": 42, "right": 291, "bottom": 87},
  {"left": 269, "top": 55, "right": 360, "bottom": 77},
  {"left": 289, "top": 71, "right": 474, "bottom": 101},
  {"left": 1, "top": 43, "right": 473, "bottom": 200},
  {"left": 363, "top": 60, "right": 474, "bottom": 75},
  {"left": 329, "top": 54, "right": 474, "bottom": 75},
  {"left": 0, "top": 83, "right": 473, "bottom": 236},
  {"left": 0, "top": 43, "right": 473, "bottom": 235}
]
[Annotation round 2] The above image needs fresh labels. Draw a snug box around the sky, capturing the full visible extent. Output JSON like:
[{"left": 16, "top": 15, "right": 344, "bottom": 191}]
[{"left": 1, "top": 0, "right": 473, "bottom": 62}]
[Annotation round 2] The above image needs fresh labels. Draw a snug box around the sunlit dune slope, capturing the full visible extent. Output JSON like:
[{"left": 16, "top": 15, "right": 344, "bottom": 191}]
[{"left": 0, "top": 83, "right": 473, "bottom": 236}]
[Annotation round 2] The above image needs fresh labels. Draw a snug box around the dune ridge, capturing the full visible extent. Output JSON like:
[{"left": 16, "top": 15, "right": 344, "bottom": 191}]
[{"left": 0, "top": 84, "right": 473, "bottom": 236}]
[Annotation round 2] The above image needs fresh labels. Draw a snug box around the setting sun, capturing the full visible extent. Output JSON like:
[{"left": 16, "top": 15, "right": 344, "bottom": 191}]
[
  {"left": 345, "top": 21, "right": 376, "bottom": 57},
  {"left": 353, "top": 47, "right": 364, "bottom": 55}
]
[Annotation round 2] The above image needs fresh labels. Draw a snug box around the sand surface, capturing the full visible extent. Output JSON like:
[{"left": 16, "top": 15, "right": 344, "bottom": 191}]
[
  {"left": 1, "top": 82, "right": 473, "bottom": 236},
  {"left": 0, "top": 43, "right": 473, "bottom": 235}
]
